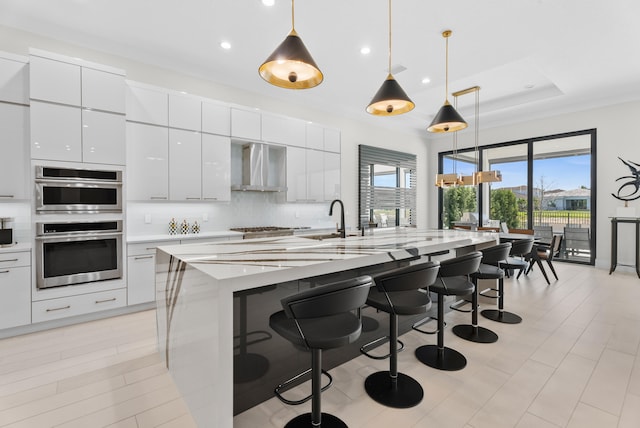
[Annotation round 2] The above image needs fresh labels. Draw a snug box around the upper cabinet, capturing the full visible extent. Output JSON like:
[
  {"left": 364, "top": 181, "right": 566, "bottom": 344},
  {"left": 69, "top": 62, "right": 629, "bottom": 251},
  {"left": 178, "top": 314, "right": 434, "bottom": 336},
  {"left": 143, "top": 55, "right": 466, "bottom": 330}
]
[
  {"left": 231, "top": 108, "right": 261, "bottom": 141},
  {"left": 81, "top": 67, "right": 125, "bottom": 113},
  {"left": 202, "top": 101, "right": 230, "bottom": 136},
  {"left": 202, "top": 134, "right": 231, "bottom": 201},
  {"left": 0, "top": 103, "right": 29, "bottom": 200},
  {"left": 0, "top": 53, "right": 29, "bottom": 104},
  {"left": 169, "top": 93, "right": 201, "bottom": 131},
  {"left": 29, "top": 54, "right": 81, "bottom": 106},
  {"left": 262, "top": 114, "right": 306, "bottom": 147},
  {"left": 305, "top": 123, "right": 324, "bottom": 150},
  {"left": 29, "top": 49, "right": 127, "bottom": 165},
  {"left": 323, "top": 128, "right": 341, "bottom": 153},
  {"left": 126, "top": 82, "right": 168, "bottom": 126},
  {"left": 126, "top": 122, "right": 169, "bottom": 200},
  {"left": 169, "top": 129, "right": 202, "bottom": 201}
]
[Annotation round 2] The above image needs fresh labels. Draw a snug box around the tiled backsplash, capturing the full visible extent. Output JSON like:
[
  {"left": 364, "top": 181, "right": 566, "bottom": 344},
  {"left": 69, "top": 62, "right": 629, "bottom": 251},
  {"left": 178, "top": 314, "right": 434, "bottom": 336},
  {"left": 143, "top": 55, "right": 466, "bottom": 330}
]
[
  {"left": 126, "top": 192, "right": 336, "bottom": 236},
  {"left": 0, "top": 202, "right": 31, "bottom": 244}
]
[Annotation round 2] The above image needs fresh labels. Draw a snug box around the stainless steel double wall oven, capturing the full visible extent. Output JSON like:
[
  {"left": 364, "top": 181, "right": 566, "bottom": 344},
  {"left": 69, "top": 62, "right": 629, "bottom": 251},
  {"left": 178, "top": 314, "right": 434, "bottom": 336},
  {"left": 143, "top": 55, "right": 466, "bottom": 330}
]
[{"left": 34, "top": 166, "right": 124, "bottom": 289}]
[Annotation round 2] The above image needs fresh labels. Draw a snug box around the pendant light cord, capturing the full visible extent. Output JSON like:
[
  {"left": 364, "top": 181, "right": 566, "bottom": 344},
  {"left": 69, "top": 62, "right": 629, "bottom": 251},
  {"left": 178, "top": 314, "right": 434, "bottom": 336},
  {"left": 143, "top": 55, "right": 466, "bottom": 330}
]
[
  {"left": 475, "top": 89, "right": 480, "bottom": 172},
  {"left": 388, "top": 0, "right": 392, "bottom": 74},
  {"left": 291, "top": 0, "right": 295, "bottom": 30},
  {"left": 445, "top": 33, "right": 449, "bottom": 101}
]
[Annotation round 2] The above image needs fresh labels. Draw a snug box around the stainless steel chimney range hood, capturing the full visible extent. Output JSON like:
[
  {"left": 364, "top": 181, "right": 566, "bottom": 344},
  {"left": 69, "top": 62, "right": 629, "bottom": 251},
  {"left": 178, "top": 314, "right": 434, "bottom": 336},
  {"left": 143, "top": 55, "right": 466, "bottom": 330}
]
[{"left": 230, "top": 142, "right": 287, "bottom": 192}]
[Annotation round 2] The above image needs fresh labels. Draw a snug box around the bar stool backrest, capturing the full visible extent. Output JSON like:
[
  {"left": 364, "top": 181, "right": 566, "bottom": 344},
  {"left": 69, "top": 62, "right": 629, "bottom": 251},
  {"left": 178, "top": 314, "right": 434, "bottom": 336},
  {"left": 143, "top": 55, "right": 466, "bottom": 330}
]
[
  {"left": 373, "top": 260, "right": 440, "bottom": 293},
  {"left": 480, "top": 243, "right": 512, "bottom": 265},
  {"left": 438, "top": 251, "right": 483, "bottom": 278},
  {"left": 510, "top": 239, "right": 534, "bottom": 257},
  {"left": 281, "top": 275, "right": 372, "bottom": 320}
]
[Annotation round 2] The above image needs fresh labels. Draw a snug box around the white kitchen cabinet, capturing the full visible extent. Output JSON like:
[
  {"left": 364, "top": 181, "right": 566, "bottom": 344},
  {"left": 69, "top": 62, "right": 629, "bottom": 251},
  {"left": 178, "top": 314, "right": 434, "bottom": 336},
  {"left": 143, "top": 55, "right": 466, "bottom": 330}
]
[
  {"left": 127, "top": 252, "right": 156, "bottom": 305},
  {"left": 0, "top": 103, "right": 29, "bottom": 200},
  {"left": 0, "top": 251, "right": 31, "bottom": 330},
  {"left": 202, "top": 101, "right": 230, "bottom": 136},
  {"left": 324, "top": 151, "right": 341, "bottom": 201},
  {"left": 323, "top": 128, "right": 341, "bottom": 153},
  {"left": 81, "top": 67, "right": 126, "bottom": 113},
  {"left": 169, "top": 129, "right": 202, "bottom": 201},
  {"left": 29, "top": 54, "right": 81, "bottom": 106},
  {"left": 30, "top": 101, "right": 82, "bottom": 162},
  {"left": 286, "top": 146, "right": 307, "bottom": 202},
  {"left": 306, "top": 149, "right": 324, "bottom": 202},
  {"left": 126, "top": 83, "right": 168, "bottom": 126},
  {"left": 262, "top": 114, "right": 306, "bottom": 147},
  {"left": 231, "top": 108, "right": 261, "bottom": 141},
  {"left": 82, "top": 109, "right": 126, "bottom": 165},
  {"left": 0, "top": 53, "right": 29, "bottom": 104},
  {"left": 305, "top": 123, "right": 324, "bottom": 150},
  {"left": 126, "top": 122, "right": 169, "bottom": 200},
  {"left": 169, "top": 93, "right": 201, "bottom": 131},
  {"left": 32, "top": 288, "right": 126, "bottom": 323},
  {"left": 202, "top": 134, "right": 231, "bottom": 201}
]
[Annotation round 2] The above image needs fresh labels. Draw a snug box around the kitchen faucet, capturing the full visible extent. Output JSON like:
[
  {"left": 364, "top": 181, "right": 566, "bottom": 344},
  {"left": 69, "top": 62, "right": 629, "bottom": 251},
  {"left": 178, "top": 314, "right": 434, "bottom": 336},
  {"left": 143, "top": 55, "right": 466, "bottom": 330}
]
[{"left": 329, "top": 199, "right": 346, "bottom": 238}]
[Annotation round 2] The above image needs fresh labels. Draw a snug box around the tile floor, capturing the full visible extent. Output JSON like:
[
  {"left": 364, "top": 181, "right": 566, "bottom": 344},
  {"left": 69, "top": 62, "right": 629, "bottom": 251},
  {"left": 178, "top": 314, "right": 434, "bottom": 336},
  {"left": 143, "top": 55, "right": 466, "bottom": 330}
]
[{"left": 2, "top": 262, "right": 640, "bottom": 427}]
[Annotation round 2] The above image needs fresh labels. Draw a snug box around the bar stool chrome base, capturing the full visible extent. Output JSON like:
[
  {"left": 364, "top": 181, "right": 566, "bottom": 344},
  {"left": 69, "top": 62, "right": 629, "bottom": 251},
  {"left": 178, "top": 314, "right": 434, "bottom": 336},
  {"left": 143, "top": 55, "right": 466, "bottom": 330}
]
[
  {"left": 415, "top": 344, "right": 467, "bottom": 371},
  {"left": 364, "top": 371, "right": 424, "bottom": 408},
  {"left": 481, "top": 309, "right": 522, "bottom": 324},
  {"left": 285, "top": 413, "right": 347, "bottom": 428},
  {"left": 452, "top": 324, "right": 498, "bottom": 343}
]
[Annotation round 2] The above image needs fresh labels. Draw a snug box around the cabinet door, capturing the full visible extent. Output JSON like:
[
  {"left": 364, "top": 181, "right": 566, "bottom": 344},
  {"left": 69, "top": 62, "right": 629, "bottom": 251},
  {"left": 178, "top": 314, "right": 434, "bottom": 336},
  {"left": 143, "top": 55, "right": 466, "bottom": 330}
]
[
  {"left": 81, "top": 67, "right": 126, "bottom": 113},
  {"left": 202, "top": 134, "right": 231, "bottom": 202},
  {"left": 0, "top": 265, "right": 31, "bottom": 329},
  {"left": 30, "top": 55, "right": 81, "bottom": 106},
  {"left": 323, "top": 128, "right": 341, "bottom": 153},
  {"left": 286, "top": 146, "right": 307, "bottom": 202},
  {"left": 126, "top": 84, "right": 168, "bottom": 126},
  {"left": 169, "top": 129, "right": 202, "bottom": 201},
  {"left": 324, "top": 151, "right": 341, "bottom": 201},
  {"left": 306, "top": 149, "right": 324, "bottom": 202},
  {"left": 306, "top": 123, "right": 324, "bottom": 150},
  {"left": 127, "top": 254, "right": 156, "bottom": 305},
  {"left": 30, "top": 101, "right": 82, "bottom": 162},
  {"left": 126, "top": 122, "right": 169, "bottom": 200},
  {"left": 169, "top": 93, "right": 201, "bottom": 131},
  {"left": 82, "top": 110, "right": 126, "bottom": 165},
  {"left": 231, "top": 108, "right": 261, "bottom": 140},
  {"left": 262, "top": 114, "right": 306, "bottom": 147},
  {"left": 202, "top": 101, "right": 230, "bottom": 136},
  {"left": 0, "top": 56, "right": 29, "bottom": 104},
  {"left": 0, "top": 103, "right": 28, "bottom": 200}
]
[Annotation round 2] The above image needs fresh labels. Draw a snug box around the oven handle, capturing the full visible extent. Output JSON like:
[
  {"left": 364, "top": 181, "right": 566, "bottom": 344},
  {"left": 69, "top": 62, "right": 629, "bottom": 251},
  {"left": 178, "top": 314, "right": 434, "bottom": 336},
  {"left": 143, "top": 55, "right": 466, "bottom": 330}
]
[
  {"left": 35, "top": 178, "right": 122, "bottom": 186},
  {"left": 35, "top": 232, "right": 123, "bottom": 242}
]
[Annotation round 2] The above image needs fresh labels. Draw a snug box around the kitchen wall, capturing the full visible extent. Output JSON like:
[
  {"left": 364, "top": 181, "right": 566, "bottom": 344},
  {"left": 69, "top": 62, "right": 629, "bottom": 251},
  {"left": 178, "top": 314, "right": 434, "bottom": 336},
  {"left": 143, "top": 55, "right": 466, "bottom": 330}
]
[
  {"left": 0, "top": 25, "right": 430, "bottom": 233},
  {"left": 425, "top": 100, "right": 640, "bottom": 271},
  {"left": 0, "top": 201, "right": 30, "bottom": 243}
]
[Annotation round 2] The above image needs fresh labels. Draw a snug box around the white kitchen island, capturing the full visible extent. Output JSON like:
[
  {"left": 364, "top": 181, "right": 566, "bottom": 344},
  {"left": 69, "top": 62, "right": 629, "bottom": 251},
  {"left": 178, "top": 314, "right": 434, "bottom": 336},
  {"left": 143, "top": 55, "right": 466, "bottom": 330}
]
[{"left": 155, "top": 228, "right": 498, "bottom": 428}]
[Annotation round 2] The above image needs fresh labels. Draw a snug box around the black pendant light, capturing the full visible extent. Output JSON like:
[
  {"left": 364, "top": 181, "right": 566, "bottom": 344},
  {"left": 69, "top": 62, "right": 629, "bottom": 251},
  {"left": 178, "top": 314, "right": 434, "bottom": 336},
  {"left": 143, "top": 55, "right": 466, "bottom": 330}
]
[
  {"left": 427, "top": 30, "right": 467, "bottom": 133},
  {"left": 259, "top": 0, "right": 323, "bottom": 89},
  {"left": 366, "top": 0, "right": 414, "bottom": 116}
]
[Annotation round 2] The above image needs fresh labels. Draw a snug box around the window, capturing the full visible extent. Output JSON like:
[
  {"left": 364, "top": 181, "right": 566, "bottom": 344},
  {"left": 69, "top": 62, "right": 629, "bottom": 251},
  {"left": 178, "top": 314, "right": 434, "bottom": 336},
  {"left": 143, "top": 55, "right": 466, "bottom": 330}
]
[{"left": 359, "top": 145, "right": 416, "bottom": 229}]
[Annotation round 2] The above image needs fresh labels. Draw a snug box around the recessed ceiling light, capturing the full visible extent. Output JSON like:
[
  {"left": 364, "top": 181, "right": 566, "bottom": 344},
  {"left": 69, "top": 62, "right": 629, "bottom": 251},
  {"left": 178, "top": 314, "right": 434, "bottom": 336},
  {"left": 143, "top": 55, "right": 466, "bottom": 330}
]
[
  {"left": 421, "top": 77, "right": 431, "bottom": 84},
  {"left": 525, "top": 83, "right": 535, "bottom": 89},
  {"left": 360, "top": 46, "right": 371, "bottom": 55},
  {"left": 262, "top": 0, "right": 275, "bottom": 6},
  {"left": 220, "top": 41, "right": 231, "bottom": 50}
]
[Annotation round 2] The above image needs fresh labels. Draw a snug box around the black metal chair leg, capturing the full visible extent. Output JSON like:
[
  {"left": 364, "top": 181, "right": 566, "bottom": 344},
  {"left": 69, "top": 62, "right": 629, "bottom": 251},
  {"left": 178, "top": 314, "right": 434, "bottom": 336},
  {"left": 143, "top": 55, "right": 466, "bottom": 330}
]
[
  {"left": 546, "top": 260, "right": 558, "bottom": 280},
  {"left": 452, "top": 278, "right": 499, "bottom": 343}
]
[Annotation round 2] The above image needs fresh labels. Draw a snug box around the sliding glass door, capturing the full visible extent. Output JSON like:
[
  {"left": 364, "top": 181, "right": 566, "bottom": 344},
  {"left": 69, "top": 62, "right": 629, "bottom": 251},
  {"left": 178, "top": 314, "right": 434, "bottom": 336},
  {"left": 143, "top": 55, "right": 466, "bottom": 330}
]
[{"left": 438, "top": 129, "right": 596, "bottom": 265}]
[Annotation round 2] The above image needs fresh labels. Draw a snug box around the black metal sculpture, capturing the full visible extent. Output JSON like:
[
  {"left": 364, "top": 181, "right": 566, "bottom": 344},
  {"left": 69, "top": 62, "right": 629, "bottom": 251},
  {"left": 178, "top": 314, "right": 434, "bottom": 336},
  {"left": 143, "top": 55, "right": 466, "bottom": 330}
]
[{"left": 612, "top": 157, "right": 640, "bottom": 201}]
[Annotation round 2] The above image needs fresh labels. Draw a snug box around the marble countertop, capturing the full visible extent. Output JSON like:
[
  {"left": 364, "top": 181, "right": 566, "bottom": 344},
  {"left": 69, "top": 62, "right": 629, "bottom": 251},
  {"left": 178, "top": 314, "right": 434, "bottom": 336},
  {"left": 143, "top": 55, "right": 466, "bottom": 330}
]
[
  {"left": 157, "top": 228, "right": 498, "bottom": 292},
  {"left": 127, "top": 230, "right": 244, "bottom": 244}
]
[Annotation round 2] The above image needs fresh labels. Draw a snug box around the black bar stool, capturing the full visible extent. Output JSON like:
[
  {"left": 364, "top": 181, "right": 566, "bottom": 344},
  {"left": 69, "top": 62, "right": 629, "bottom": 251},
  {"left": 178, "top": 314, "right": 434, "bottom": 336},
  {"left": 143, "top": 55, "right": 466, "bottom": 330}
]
[
  {"left": 361, "top": 260, "right": 439, "bottom": 408},
  {"left": 415, "top": 251, "right": 482, "bottom": 371},
  {"left": 481, "top": 239, "right": 533, "bottom": 324},
  {"left": 452, "top": 244, "right": 507, "bottom": 343},
  {"left": 269, "top": 276, "right": 372, "bottom": 428}
]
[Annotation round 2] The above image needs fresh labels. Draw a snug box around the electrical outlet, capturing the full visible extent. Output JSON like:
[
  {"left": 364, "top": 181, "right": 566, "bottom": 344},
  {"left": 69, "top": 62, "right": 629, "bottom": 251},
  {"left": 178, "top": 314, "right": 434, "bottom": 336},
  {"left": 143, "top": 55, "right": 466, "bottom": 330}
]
[
  {"left": 203, "top": 213, "right": 209, "bottom": 222},
  {"left": 144, "top": 214, "right": 152, "bottom": 224}
]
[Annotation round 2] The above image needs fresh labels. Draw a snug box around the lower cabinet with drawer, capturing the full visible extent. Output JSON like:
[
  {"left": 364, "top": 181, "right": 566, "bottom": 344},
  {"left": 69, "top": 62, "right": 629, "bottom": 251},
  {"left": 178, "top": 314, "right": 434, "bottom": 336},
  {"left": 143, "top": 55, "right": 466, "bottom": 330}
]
[
  {"left": 0, "top": 251, "right": 31, "bottom": 329},
  {"left": 32, "top": 288, "right": 127, "bottom": 323},
  {"left": 127, "top": 241, "right": 174, "bottom": 305}
]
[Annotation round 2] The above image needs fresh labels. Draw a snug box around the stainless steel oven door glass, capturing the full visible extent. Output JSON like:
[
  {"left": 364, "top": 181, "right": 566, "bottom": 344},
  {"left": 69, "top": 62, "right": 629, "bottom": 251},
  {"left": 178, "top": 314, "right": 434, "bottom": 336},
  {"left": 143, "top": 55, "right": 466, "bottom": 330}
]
[
  {"left": 35, "top": 166, "right": 123, "bottom": 213},
  {"left": 36, "top": 220, "right": 123, "bottom": 289}
]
